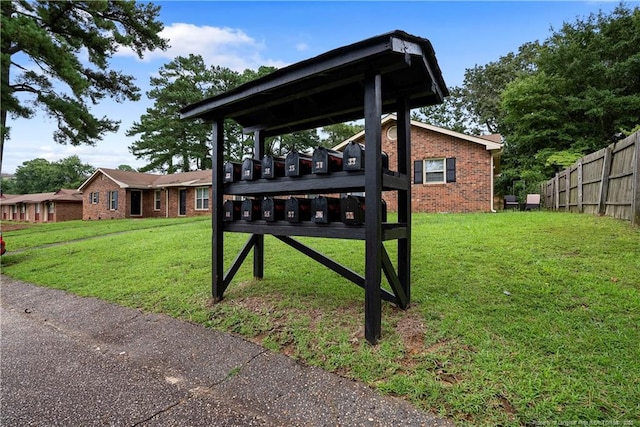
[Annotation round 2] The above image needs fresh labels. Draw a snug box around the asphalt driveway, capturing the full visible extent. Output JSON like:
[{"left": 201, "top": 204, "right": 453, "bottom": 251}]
[{"left": 1, "top": 275, "right": 453, "bottom": 426}]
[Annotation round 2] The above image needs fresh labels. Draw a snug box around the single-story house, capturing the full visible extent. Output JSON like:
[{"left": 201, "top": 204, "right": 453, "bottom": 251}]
[
  {"left": 0, "top": 189, "right": 83, "bottom": 222},
  {"left": 78, "top": 115, "right": 502, "bottom": 219},
  {"left": 78, "top": 168, "right": 212, "bottom": 220},
  {"left": 335, "top": 115, "right": 503, "bottom": 213}
]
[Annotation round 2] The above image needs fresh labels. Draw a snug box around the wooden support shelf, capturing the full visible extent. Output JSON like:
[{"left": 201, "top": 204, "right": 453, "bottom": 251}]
[
  {"left": 224, "top": 221, "right": 408, "bottom": 240},
  {"left": 224, "top": 171, "right": 409, "bottom": 196}
]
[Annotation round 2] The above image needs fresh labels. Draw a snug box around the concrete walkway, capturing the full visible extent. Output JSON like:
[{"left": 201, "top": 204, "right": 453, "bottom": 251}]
[{"left": 1, "top": 276, "right": 454, "bottom": 426}]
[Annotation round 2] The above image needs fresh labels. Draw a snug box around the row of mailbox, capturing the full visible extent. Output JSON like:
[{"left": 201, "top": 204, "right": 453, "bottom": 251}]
[
  {"left": 224, "top": 195, "right": 387, "bottom": 225},
  {"left": 224, "top": 142, "right": 390, "bottom": 182}
]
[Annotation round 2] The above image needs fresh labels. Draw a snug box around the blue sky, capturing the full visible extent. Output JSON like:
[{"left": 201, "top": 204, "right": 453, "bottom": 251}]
[{"left": 4, "top": 1, "right": 628, "bottom": 174}]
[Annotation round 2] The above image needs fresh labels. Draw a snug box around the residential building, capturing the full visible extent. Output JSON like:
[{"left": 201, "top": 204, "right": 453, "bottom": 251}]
[
  {"left": 78, "top": 168, "right": 212, "bottom": 220},
  {"left": 335, "top": 115, "right": 503, "bottom": 213},
  {"left": 0, "top": 189, "right": 83, "bottom": 222}
]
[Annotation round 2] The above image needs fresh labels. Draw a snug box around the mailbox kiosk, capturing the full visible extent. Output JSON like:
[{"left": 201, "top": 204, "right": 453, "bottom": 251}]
[{"left": 181, "top": 30, "right": 448, "bottom": 344}]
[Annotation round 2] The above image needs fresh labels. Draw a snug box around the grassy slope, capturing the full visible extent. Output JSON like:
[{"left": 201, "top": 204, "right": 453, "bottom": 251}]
[{"left": 1, "top": 212, "right": 638, "bottom": 425}]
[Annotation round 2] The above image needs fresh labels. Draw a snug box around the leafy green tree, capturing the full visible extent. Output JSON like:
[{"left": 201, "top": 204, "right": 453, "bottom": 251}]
[
  {"left": 12, "top": 159, "right": 54, "bottom": 194},
  {"left": 116, "top": 164, "right": 136, "bottom": 171},
  {"left": 461, "top": 42, "right": 540, "bottom": 134},
  {"left": 418, "top": 43, "right": 538, "bottom": 135},
  {"left": 127, "top": 55, "right": 228, "bottom": 173},
  {"left": 419, "top": 86, "right": 485, "bottom": 134},
  {"left": 320, "top": 122, "right": 364, "bottom": 147},
  {"left": 1, "top": 0, "right": 168, "bottom": 174},
  {"left": 55, "top": 155, "right": 94, "bottom": 189},
  {"left": 265, "top": 130, "right": 321, "bottom": 157},
  {"left": 499, "top": 3, "right": 640, "bottom": 191},
  {"left": 128, "top": 58, "right": 279, "bottom": 171},
  {"left": 11, "top": 155, "right": 93, "bottom": 193},
  {"left": 0, "top": 176, "right": 17, "bottom": 194}
]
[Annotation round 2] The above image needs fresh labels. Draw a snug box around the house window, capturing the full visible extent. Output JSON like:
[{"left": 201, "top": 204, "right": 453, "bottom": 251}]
[
  {"left": 89, "top": 192, "right": 99, "bottom": 204},
  {"left": 108, "top": 191, "right": 119, "bottom": 210},
  {"left": 195, "top": 187, "right": 209, "bottom": 210},
  {"left": 154, "top": 190, "right": 161, "bottom": 211},
  {"left": 47, "top": 202, "right": 55, "bottom": 213},
  {"left": 387, "top": 125, "right": 397, "bottom": 141},
  {"left": 414, "top": 158, "right": 456, "bottom": 184}
]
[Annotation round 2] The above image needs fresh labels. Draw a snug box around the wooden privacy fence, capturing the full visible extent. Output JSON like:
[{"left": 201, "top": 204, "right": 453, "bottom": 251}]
[{"left": 543, "top": 130, "right": 640, "bottom": 226}]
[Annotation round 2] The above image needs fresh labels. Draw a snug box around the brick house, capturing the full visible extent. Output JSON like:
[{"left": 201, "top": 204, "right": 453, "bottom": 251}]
[
  {"left": 78, "top": 168, "right": 212, "bottom": 220},
  {"left": 335, "top": 115, "right": 503, "bottom": 213},
  {"left": 0, "top": 189, "right": 83, "bottom": 222}
]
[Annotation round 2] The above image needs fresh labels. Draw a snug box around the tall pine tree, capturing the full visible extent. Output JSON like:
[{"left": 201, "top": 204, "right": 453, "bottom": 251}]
[{"left": 1, "top": 0, "right": 168, "bottom": 173}]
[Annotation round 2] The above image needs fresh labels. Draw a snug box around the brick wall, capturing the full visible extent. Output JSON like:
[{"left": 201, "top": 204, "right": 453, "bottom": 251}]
[
  {"left": 82, "top": 174, "right": 127, "bottom": 220},
  {"left": 82, "top": 174, "right": 213, "bottom": 220},
  {"left": 54, "top": 202, "right": 83, "bottom": 222},
  {"left": 0, "top": 201, "right": 81, "bottom": 223},
  {"left": 161, "top": 187, "right": 211, "bottom": 218},
  {"left": 378, "top": 122, "right": 494, "bottom": 213}
]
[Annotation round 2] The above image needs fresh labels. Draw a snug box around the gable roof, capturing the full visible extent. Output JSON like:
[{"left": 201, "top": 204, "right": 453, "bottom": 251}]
[
  {"left": 181, "top": 30, "right": 448, "bottom": 137},
  {"left": 0, "top": 189, "right": 82, "bottom": 205},
  {"left": 78, "top": 168, "right": 212, "bottom": 192},
  {"left": 333, "top": 115, "right": 503, "bottom": 152}
]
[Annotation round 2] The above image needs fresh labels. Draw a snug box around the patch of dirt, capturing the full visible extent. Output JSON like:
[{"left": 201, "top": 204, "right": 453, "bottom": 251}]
[
  {"left": 0, "top": 223, "right": 34, "bottom": 232},
  {"left": 492, "top": 394, "right": 517, "bottom": 419},
  {"left": 235, "top": 295, "right": 276, "bottom": 315},
  {"left": 396, "top": 309, "right": 426, "bottom": 356},
  {"left": 437, "top": 372, "right": 463, "bottom": 386},
  {"left": 424, "top": 340, "right": 450, "bottom": 354}
]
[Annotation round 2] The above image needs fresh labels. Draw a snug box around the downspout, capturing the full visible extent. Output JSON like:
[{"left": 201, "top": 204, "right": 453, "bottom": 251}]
[
  {"left": 165, "top": 188, "right": 169, "bottom": 218},
  {"left": 490, "top": 154, "right": 497, "bottom": 213}
]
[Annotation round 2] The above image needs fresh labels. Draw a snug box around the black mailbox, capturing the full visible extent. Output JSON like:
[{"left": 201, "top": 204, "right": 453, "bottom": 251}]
[
  {"left": 311, "top": 196, "right": 341, "bottom": 224},
  {"left": 261, "top": 197, "right": 286, "bottom": 222},
  {"left": 285, "top": 197, "right": 312, "bottom": 222},
  {"left": 223, "top": 161, "right": 242, "bottom": 183},
  {"left": 241, "top": 198, "right": 261, "bottom": 221},
  {"left": 261, "top": 155, "right": 286, "bottom": 179},
  {"left": 342, "top": 141, "right": 389, "bottom": 172},
  {"left": 312, "top": 147, "right": 343, "bottom": 174},
  {"left": 223, "top": 199, "right": 242, "bottom": 222},
  {"left": 340, "top": 195, "right": 387, "bottom": 225},
  {"left": 241, "top": 158, "right": 262, "bottom": 181},
  {"left": 285, "top": 151, "right": 313, "bottom": 177}
]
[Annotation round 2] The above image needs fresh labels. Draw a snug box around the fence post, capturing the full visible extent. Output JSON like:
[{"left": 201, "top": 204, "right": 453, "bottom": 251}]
[
  {"left": 598, "top": 145, "right": 613, "bottom": 215},
  {"left": 564, "top": 171, "right": 571, "bottom": 212},
  {"left": 577, "top": 160, "right": 583, "bottom": 213},
  {"left": 553, "top": 173, "right": 560, "bottom": 210},
  {"left": 631, "top": 132, "right": 640, "bottom": 226}
]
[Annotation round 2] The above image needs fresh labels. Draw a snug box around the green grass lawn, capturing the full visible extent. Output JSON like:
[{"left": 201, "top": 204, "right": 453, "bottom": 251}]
[{"left": 1, "top": 212, "right": 638, "bottom": 426}]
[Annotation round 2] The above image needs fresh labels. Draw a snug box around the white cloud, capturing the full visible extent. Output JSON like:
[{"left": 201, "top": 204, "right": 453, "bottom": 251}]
[{"left": 117, "top": 23, "right": 287, "bottom": 71}]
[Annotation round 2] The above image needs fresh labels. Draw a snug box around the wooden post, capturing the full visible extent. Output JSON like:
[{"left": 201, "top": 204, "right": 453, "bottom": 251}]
[
  {"left": 553, "top": 173, "right": 560, "bottom": 210},
  {"left": 212, "top": 119, "right": 225, "bottom": 301},
  {"left": 563, "top": 173, "right": 569, "bottom": 212},
  {"left": 253, "top": 130, "right": 265, "bottom": 279},
  {"left": 631, "top": 132, "right": 640, "bottom": 226},
  {"left": 598, "top": 145, "right": 613, "bottom": 215},
  {"left": 577, "top": 160, "right": 583, "bottom": 213},
  {"left": 364, "top": 73, "right": 382, "bottom": 345},
  {"left": 396, "top": 98, "right": 411, "bottom": 305}
]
